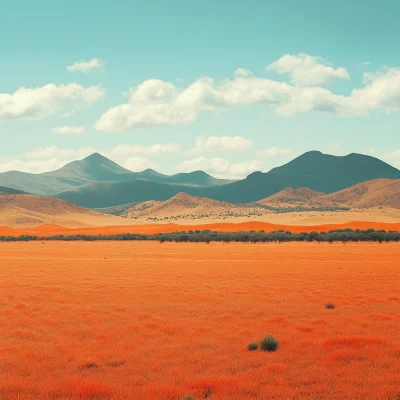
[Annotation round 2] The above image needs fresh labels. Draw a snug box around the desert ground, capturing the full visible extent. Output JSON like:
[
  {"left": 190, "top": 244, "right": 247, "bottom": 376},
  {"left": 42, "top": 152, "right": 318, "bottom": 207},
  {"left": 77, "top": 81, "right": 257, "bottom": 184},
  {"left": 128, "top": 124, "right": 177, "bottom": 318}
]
[
  {"left": 120, "top": 207, "right": 400, "bottom": 225},
  {"left": 0, "top": 242, "right": 398, "bottom": 400}
]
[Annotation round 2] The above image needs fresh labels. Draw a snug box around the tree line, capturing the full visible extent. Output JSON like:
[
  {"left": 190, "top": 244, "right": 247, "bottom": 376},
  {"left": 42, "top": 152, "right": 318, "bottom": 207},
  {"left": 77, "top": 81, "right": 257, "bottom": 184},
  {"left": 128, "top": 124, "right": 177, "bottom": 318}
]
[{"left": 0, "top": 229, "right": 399, "bottom": 243}]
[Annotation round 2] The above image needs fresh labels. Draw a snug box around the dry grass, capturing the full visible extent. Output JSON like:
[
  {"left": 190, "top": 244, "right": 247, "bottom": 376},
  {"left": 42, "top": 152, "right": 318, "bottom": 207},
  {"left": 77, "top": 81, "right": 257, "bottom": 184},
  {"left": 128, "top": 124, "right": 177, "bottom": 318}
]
[{"left": 0, "top": 242, "right": 399, "bottom": 399}]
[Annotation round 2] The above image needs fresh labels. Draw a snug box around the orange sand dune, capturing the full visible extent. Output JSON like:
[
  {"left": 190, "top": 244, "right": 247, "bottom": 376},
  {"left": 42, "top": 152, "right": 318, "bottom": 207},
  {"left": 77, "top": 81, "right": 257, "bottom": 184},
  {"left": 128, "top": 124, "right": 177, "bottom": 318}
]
[{"left": 0, "top": 220, "right": 399, "bottom": 237}]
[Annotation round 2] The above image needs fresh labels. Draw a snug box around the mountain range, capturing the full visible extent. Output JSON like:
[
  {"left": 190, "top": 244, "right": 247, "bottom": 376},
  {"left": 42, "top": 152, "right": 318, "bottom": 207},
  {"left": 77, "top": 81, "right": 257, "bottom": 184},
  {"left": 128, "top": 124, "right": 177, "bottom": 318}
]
[
  {"left": 0, "top": 153, "right": 232, "bottom": 195},
  {"left": 0, "top": 150, "right": 399, "bottom": 208},
  {"left": 105, "top": 179, "right": 400, "bottom": 220}
]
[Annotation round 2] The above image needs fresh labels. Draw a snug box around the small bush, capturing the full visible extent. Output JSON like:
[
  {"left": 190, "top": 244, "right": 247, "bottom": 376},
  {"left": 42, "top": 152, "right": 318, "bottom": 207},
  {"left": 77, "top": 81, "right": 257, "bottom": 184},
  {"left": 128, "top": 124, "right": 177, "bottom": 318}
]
[
  {"left": 260, "top": 336, "right": 279, "bottom": 352},
  {"left": 247, "top": 342, "right": 258, "bottom": 351},
  {"left": 325, "top": 303, "right": 335, "bottom": 309}
]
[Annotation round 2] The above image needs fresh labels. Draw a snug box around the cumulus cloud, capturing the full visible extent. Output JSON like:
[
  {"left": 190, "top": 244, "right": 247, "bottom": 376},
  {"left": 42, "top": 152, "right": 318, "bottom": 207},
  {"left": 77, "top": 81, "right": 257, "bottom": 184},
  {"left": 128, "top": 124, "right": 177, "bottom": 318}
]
[
  {"left": 383, "top": 149, "right": 400, "bottom": 168},
  {"left": 234, "top": 68, "right": 252, "bottom": 77},
  {"left": 257, "top": 146, "right": 292, "bottom": 156},
  {"left": 0, "top": 83, "right": 104, "bottom": 122},
  {"left": 110, "top": 143, "right": 180, "bottom": 156},
  {"left": 0, "top": 146, "right": 96, "bottom": 174},
  {"left": 191, "top": 136, "right": 253, "bottom": 154},
  {"left": 174, "top": 157, "right": 263, "bottom": 178},
  {"left": 123, "top": 156, "right": 158, "bottom": 171},
  {"left": 94, "top": 64, "right": 400, "bottom": 132},
  {"left": 67, "top": 58, "right": 104, "bottom": 72},
  {"left": 52, "top": 126, "right": 86, "bottom": 135},
  {"left": 0, "top": 143, "right": 179, "bottom": 174},
  {"left": 267, "top": 53, "right": 350, "bottom": 86},
  {"left": 229, "top": 160, "right": 264, "bottom": 177}
]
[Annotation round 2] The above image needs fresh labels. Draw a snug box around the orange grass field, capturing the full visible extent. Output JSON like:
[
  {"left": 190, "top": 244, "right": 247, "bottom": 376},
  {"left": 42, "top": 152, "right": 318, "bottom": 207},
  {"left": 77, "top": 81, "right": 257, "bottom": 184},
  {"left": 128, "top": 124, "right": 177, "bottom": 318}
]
[{"left": 0, "top": 242, "right": 399, "bottom": 399}]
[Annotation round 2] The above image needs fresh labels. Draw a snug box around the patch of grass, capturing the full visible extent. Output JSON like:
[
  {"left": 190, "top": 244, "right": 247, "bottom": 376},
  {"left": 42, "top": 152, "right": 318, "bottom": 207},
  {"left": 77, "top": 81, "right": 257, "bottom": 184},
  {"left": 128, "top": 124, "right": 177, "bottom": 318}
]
[
  {"left": 260, "top": 336, "right": 279, "bottom": 352},
  {"left": 247, "top": 342, "right": 259, "bottom": 351},
  {"left": 326, "top": 303, "right": 335, "bottom": 309}
]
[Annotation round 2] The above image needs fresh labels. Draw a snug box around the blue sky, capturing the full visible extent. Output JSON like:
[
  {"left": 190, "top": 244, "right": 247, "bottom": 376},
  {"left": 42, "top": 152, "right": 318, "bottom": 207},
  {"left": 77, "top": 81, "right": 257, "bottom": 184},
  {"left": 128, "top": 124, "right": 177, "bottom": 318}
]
[{"left": 1, "top": 0, "right": 399, "bottom": 177}]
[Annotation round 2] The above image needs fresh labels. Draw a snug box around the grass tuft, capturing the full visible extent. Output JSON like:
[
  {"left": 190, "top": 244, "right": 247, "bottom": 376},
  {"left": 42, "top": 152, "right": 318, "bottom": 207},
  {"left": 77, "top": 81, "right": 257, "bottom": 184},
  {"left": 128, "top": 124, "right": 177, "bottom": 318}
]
[{"left": 260, "top": 336, "right": 279, "bottom": 352}]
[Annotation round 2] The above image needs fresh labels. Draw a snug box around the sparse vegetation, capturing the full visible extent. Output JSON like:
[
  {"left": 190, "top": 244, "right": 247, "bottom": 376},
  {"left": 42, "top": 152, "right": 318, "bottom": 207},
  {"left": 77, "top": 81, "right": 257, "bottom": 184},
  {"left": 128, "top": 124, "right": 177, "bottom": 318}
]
[
  {"left": 260, "top": 336, "right": 279, "bottom": 352},
  {"left": 326, "top": 303, "right": 335, "bottom": 309},
  {"left": 1, "top": 228, "right": 398, "bottom": 243},
  {"left": 247, "top": 342, "right": 259, "bottom": 351}
]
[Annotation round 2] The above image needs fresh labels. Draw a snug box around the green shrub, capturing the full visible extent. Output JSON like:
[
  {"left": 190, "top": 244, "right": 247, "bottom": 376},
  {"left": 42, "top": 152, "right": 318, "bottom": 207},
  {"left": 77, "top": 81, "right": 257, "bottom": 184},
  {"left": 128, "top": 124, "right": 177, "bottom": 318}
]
[
  {"left": 260, "top": 335, "right": 279, "bottom": 352},
  {"left": 247, "top": 342, "right": 258, "bottom": 351}
]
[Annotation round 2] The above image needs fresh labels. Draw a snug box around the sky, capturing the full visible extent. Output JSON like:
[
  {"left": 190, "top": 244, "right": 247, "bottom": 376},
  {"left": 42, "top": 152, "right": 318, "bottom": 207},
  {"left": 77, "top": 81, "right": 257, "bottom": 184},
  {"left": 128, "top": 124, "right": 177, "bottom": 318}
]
[{"left": 1, "top": 0, "right": 399, "bottom": 178}]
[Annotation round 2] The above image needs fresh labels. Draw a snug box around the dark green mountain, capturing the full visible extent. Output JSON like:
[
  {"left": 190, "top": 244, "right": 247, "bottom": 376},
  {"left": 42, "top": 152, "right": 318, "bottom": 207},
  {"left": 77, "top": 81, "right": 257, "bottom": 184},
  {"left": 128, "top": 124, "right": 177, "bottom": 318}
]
[
  {"left": 0, "top": 186, "right": 27, "bottom": 195},
  {"left": 56, "top": 179, "right": 204, "bottom": 208},
  {"left": 199, "top": 151, "right": 400, "bottom": 203},
  {"left": 0, "top": 153, "right": 232, "bottom": 195},
  {"left": 56, "top": 151, "right": 400, "bottom": 208}
]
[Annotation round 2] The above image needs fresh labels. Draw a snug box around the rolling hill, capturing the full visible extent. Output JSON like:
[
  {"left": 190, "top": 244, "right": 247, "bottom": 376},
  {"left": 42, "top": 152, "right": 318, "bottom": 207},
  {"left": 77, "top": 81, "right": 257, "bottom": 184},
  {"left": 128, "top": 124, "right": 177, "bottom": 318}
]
[
  {"left": 122, "top": 192, "right": 264, "bottom": 221},
  {"left": 322, "top": 178, "right": 400, "bottom": 208},
  {"left": 258, "top": 179, "right": 400, "bottom": 209},
  {"left": 201, "top": 151, "right": 400, "bottom": 203},
  {"left": 0, "top": 153, "right": 232, "bottom": 195},
  {"left": 99, "top": 179, "right": 400, "bottom": 223},
  {"left": 0, "top": 186, "right": 27, "bottom": 195},
  {"left": 0, "top": 192, "right": 130, "bottom": 228},
  {"left": 56, "top": 151, "right": 400, "bottom": 208}
]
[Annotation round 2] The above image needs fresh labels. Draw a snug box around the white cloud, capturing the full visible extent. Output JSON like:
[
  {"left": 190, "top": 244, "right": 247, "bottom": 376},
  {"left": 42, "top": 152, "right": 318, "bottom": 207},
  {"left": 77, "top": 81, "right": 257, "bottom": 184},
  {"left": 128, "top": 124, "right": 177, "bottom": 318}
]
[
  {"left": 0, "top": 144, "right": 172, "bottom": 174},
  {"left": 93, "top": 61, "right": 400, "bottom": 132},
  {"left": 174, "top": 157, "right": 230, "bottom": 175},
  {"left": 173, "top": 157, "right": 263, "bottom": 178},
  {"left": 0, "top": 146, "right": 96, "bottom": 174},
  {"left": 358, "top": 61, "right": 371, "bottom": 67},
  {"left": 0, "top": 83, "right": 104, "bottom": 122},
  {"left": 267, "top": 53, "right": 350, "bottom": 86},
  {"left": 383, "top": 149, "right": 400, "bottom": 168},
  {"left": 257, "top": 146, "right": 292, "bottom": 156},
  {"left": 325, "top": 142, "right": 342, "bottom": 152},
  {"left": 67, "top": 58, "right": 104, "bottom": 73},
  {"left": 229, "top": 160, "right": 264, "bottom": 177},
  {"left": 52, "top": 126, "right": 86, "bottom": 135},
  {"left": 110, "top": 143, "right": 180, "bottom": 156},
  {"left": 191, "top": 136, "right": 253, "bottom": 154},
  {"left": 25, "top": 146, "right": 95, "bottom": 161},
  {"left": 234, "top": 68, "right": 252, "bottom": 77},
  {"left": 124, "top": 156, "right": 158, "bottom": 171}
]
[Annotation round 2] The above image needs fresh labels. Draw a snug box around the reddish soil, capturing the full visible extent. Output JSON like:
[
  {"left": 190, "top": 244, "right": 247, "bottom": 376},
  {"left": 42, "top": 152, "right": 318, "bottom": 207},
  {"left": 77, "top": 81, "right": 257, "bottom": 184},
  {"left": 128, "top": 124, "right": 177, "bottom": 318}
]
[
  {"left": 0, "top": 220, "right": 399, "bottom": 237},
  {"left": 0, "top": 242, "right": 399, "bottom": 399}
]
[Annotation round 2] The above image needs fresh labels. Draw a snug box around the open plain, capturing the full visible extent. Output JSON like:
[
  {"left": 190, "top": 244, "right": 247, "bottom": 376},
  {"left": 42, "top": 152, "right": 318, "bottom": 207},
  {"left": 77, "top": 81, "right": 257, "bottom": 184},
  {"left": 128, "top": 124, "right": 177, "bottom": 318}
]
[{"left": 0, "top": 241, "right": 399, "bottom": 400}]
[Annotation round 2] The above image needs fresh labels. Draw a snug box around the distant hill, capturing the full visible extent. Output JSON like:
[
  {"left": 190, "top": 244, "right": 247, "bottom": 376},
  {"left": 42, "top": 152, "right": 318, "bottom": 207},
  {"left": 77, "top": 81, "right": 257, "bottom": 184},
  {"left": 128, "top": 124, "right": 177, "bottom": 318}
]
[
  {"left": 57, "top": 179, "right": 206, "bottom": 208},
  {"left": 322, "top": 178, "right": 400, "bottom": 208},
  {"left": 129, "top": 169, "right": 233, "bottom": 187},
  {"left": 122, "top": 192, "right": 264, "bottom": 221},
  {"left": 201, "top": 151, "right": 400, "bottom": 203},
  {"left": 258, "top": 187, "right": 325, "bottom": 207},
  {"left": 0, "top": 153, "right": 232, "bottom": 195},
  {"left": 257, "top": 179, "right": 400, "bottom": 209},
  {"left": 0, "top": 186, "right": 27, "bottom": 195},
  {"left": 56, "top": 151, "right": 400, "bottom": 207},
  {"left": 0, "top": 192, "right": 129, "bottom": 227}
]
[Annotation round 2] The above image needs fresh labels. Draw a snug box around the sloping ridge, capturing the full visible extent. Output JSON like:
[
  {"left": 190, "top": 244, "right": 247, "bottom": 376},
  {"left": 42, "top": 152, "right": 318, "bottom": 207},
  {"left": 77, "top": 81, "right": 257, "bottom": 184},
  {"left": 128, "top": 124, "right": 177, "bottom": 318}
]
[
  {"left": 0, "top": 153, "right": 232, "bottom": 195},
  {"left": 258, "top": 187, "right": 325, "bottom": 206},
  {"left": 122, "top": 192, "right": 261, "bottom": 219},
  {"left": 43, "top": 152, "right": 135, "bottom": 182},
  {"left": 0, "top": 186, "right": 27, "bottom": 195},
  {"left": 56, "top": 151, "right": 400, "bottom": 207},
  {"left": 0, "top": 193, "right": 130, "bottom": 227},
  {"left": 258, "top": 179, "right": 400, "bottom": 209},
  {"left": 322, "top": 178, "right": 400, "bottom": 208}
]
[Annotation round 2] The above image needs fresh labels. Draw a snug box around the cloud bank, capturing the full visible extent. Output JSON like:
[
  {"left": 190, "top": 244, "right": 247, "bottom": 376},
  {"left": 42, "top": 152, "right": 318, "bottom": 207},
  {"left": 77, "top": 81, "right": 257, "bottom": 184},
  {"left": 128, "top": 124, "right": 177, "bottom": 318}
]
[{"left": 0, "top": 84, "right": 104, "bottom": 122}]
